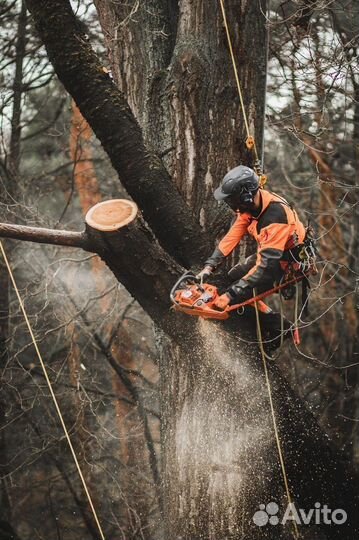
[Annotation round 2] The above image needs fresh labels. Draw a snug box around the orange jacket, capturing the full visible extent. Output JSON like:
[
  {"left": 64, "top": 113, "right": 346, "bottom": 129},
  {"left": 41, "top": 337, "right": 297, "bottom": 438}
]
[{"left": 205, "top": 190, "right": 306, "bottom": 287}]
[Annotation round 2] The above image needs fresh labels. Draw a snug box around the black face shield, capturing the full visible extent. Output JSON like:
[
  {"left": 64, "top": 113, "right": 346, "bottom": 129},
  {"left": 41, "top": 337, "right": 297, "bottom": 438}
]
[
  {"left": 214, "top": 166, "right": 260, "bottom": 213},
  {"left": 225, "top": 183, "right": 259, "bottom": 212}
]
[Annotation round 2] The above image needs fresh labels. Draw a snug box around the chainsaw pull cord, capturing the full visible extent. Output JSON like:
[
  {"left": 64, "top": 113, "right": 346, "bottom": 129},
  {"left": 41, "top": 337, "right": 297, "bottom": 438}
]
[
  {"left": 253, "top": 289, "right": 300, "bottom": 540},
  {"left": 0, "top": 241, "right": 106, "bottom": 540},
  {"left": 218, "top": 0, "right": 267, "bottom": 185}
]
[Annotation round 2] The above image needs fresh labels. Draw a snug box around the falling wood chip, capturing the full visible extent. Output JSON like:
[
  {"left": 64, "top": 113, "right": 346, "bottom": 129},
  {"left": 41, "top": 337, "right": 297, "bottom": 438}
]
[{"left": 85, "top": 199, "right": 138, "bottom": 232}]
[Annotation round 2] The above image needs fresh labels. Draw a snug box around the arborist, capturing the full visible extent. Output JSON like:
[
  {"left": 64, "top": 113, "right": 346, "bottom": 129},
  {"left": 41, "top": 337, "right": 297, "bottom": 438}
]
[{"left": 197, "top": 165, "right": 307, "bottom": 310}]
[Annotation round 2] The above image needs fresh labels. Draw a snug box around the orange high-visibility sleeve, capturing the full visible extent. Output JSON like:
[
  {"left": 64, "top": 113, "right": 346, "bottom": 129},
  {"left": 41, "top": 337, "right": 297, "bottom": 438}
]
[
  {"left": 258, "top": 222, "right": 291, "bottom": 252},
  {"left": 218, "top": 213, "right": 251, "bottom": 256}
]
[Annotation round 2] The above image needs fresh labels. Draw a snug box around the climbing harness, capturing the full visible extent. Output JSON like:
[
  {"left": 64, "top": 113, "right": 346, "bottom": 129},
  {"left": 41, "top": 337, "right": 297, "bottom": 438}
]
[
  {"left": 218, "top": 0, "right": 268, "bottom": 187},
  {"left": 280, "top": 227, "right": 318, "bottom": 315},
  {"left": 0, "top": 241, "right": 106, "bottom": 540}
]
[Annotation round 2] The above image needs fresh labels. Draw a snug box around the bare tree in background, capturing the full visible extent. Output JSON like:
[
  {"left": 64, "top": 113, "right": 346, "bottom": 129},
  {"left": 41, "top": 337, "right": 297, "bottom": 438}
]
[{"left": 265, "top": 0, "right": 359, "bottom": 464}]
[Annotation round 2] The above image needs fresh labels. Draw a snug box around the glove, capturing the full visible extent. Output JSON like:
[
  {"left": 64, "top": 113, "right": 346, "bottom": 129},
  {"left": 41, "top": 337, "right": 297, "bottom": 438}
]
[
  {"left": 227, "top": 279, "right": 253, "bottom": 305},
  {"left": 196, "top": 265, "right": 213, "bottom": 281},
  {"left": 214, "top": 293, "right": 231, "bottom": 311}
]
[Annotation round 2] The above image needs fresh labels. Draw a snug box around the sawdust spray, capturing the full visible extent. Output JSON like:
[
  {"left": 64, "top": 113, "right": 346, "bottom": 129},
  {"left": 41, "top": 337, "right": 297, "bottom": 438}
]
[{"left": 171, "top": 318, "right": 275, "bottom": 539}]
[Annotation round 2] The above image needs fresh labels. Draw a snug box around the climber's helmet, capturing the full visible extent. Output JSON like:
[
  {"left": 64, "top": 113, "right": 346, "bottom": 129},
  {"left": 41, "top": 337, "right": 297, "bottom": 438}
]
[{"left": 214, "top": 165, "right": 260, "bottom": 212}]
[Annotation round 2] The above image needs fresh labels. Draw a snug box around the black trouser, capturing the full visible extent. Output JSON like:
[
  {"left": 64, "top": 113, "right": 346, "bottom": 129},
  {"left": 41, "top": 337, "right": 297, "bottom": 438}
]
[
  {"left": 228, "top": 254, "right": 283, "bottom": 293},
  {"left": 229, "top": 254, "right": 291, "bottom": 351}
]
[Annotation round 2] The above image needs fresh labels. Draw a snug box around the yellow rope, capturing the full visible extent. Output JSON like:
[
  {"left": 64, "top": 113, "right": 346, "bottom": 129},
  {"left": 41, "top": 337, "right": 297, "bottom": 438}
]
[
  {"left": 253, "top": 293, "right": 300, "bottom": 540},
  {"left": 218, "top": 0, "right": 260, "bottom": 163},
  {"left": 0, "top": 241, "right": 106, "bottom": 540}
]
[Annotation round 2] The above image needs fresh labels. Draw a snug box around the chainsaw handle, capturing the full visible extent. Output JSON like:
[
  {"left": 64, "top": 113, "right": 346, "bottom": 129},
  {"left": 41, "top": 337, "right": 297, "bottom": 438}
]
[{"left": 170, "top": 272, "right": 200, "bottom": 304}]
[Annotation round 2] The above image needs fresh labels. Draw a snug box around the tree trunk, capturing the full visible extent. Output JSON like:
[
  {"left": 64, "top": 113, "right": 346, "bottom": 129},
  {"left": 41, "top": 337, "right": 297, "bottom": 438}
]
[
  {"left": 25, "top": 0, "right": 211, "bottom": 268},
  {"left": 9, "top": 0, "right": 27, "bottom": 176},
  {"left": 159, "top": 314, "right": 359, "bottom": 539},
  {"left": 95, "top": 0, "right": 267, "bottom": 232}
]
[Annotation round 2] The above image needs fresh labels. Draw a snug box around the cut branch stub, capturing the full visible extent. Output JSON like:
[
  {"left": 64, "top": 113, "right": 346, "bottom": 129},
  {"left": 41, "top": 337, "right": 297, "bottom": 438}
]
[
  {"left": 84, "top": 198, "right": 182, "bottom": 326},
  {"left": 85, "top": 199, "right": 138, "bottom": 231}
]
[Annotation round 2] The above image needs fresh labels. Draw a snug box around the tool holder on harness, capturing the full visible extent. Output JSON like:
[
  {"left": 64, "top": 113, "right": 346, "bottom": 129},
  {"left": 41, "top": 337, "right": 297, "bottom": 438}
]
[{"left": 279, "top": 228, "right": 317, "bottom": 315}]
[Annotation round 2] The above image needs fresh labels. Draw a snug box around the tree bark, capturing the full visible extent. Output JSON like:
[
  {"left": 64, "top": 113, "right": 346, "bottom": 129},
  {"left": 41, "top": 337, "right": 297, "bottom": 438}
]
[
  {"left": 25, "top": 0, "right": 211, "bottom": 268},
  {"left": 95, "top": 0, "right": 267, "bottom": 233}
]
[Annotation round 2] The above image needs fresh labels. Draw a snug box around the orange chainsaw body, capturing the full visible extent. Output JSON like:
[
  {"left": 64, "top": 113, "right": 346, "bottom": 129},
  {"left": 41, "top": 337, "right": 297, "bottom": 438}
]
[
  {"left": 173, "top": 283, "right": 230, "bottom": 320},
  {"left": 171, "top": 277, "right": 272, "bottom": 320}
]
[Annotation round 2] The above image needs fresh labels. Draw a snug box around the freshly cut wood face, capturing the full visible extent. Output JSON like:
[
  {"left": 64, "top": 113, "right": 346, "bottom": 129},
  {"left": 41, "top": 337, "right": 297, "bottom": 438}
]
[{"left": 85, "top": 199, "right": 138, "bottom": 231}]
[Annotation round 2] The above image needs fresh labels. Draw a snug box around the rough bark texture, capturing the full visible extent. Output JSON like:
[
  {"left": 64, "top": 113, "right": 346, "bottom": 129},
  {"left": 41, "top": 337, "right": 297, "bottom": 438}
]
[
  {"left": 25, "top": 0, "right": 210, "bottom": 268},
  {"left": 95, "top": 0, "right": 267, "bottom": 234}
]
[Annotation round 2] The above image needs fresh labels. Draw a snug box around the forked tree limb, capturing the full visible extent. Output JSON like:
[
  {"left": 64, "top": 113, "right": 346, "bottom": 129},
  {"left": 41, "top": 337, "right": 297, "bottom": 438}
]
[{"left": 24, "top": 0, "right": 211, "bottom": 268}]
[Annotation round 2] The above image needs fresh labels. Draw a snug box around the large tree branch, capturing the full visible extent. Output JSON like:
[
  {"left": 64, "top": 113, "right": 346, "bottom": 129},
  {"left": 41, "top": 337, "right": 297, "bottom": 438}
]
[
  {"left": 0, "top": 200, "right": 183, "bottom": 332},
  {"left": 25, "top": 0, "right": 211, "bottom": 268},
  {"left": 0, "top": 222, "right": 90, "bottom": 249}
]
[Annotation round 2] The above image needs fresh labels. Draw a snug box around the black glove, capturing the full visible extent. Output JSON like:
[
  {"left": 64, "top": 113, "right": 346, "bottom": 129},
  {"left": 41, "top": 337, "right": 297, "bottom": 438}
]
[{"left": 226, "top": 279, "right": 253, "bottom": 305}]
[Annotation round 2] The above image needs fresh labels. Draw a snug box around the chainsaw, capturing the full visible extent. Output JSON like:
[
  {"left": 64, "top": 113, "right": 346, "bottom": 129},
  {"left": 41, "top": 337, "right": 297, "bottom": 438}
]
[
  {"left": 170, "top": 272, "right": 275, "bottom": 320},
  {"left": 170, "top": 265, "right": 318, "bottom": 322}
]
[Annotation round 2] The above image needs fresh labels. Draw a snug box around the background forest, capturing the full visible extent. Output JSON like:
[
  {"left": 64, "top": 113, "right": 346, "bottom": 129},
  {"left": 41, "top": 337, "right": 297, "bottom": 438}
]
[{"left": 0, "top": 1, "right": 358, "bottom": 539}]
